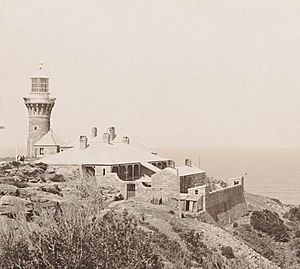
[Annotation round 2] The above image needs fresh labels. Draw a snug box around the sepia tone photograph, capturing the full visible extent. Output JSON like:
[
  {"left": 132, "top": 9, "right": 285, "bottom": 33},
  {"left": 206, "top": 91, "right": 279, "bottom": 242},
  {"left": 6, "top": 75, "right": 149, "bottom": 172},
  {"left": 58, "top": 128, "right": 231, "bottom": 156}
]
[{"left": 0, "top": 1, "right": 300, "bottom": 268}]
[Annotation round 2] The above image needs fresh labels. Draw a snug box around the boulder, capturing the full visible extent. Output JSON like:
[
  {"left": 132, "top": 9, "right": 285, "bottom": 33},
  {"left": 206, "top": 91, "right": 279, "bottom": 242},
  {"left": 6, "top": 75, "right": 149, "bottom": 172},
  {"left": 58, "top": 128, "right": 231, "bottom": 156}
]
[
  {"left": 54, "top": 167, "right": 80, "bottom": 180},
  {"left": 0, "top": 184, "right": 19, "bottom": 196},
  {"left": 18, "top": 186, "right": 64, "bottom": 208},
  {"left": 40, "top": 184, "right": 63, "bottom": 196},
  {"left": 44, "top": 173, "right": 65, "bottom": 182},
  {"left": 0, "top": 195, "right": 33, "bottom": 216}
]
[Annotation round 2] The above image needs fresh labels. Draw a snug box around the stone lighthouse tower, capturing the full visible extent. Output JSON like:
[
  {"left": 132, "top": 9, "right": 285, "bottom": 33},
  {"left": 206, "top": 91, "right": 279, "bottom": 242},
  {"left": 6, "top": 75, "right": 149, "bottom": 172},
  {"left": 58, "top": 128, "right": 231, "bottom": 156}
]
[{"left": 23, "top": 71, "right": 55, "bottom": 158}]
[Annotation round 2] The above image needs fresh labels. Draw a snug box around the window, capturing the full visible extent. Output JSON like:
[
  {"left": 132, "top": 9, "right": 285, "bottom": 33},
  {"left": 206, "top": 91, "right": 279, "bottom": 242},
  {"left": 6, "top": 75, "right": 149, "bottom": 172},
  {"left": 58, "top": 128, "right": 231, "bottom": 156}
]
[
  {"left": 32, "top": 78, "right": 48, "bottom": 92},
  {"left": 39, "top": 148, "right": 44, "bottom": 155},
  {"left": 195, "top": 190, "right": 199, "bottom": 195},
  {"left": 34, "top": 126, "right": 37, "bottom": 130},
  {"left": 103, "top": 169, "right": 106, "bottom": 176}
]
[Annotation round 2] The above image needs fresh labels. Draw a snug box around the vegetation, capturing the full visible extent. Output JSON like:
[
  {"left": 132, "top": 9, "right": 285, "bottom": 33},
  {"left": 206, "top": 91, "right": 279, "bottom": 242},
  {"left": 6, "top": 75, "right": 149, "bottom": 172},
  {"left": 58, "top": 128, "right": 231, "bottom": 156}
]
[
  {"left": 220, "top": 246, "right": 235, "bottom": 259},
  {"left": 233, "top": 209, "right": 300, "bottom": 268},
  {"left": 113, "top": 193, "right": 124, "bottom": 201},
  {"left": 250, "top": 209, "right": 290, "bottom": 242},
  {"left": 285, "top": 206, "right": 300, "bottom": 222},
  {"left": 236, "top": 224, "right": 278, "bottom": 261},
  {"left": 0, "top": 208, "right": 162, "bottom": 268}
]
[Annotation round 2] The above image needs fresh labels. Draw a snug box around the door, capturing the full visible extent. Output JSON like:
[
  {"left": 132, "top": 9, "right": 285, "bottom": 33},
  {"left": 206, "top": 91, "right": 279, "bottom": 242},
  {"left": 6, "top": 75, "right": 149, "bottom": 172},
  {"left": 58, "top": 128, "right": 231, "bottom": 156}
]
[{"left": 127, "top": 184, "right": 135, "bottom": 198}]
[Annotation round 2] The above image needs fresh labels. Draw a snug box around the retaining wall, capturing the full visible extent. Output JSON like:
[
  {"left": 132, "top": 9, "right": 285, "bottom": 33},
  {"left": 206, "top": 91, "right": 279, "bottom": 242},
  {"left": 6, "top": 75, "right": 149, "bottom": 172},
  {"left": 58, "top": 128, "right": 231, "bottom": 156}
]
[{"left": 205, "top": 184, "right": 247, "bottom": 225}]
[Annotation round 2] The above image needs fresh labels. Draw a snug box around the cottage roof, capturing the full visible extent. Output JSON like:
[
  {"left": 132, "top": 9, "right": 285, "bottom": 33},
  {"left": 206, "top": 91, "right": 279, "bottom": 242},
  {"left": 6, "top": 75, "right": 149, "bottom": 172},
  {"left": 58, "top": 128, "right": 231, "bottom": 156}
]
[
  {"left": 34, "top": 130, "right": 64, "bottom": 147},
  {"left": 40, "top": 140, "right": 170, "bottom": 166},
  {"left": 164, "top": 166, "right": 205, "bottom": 177}
]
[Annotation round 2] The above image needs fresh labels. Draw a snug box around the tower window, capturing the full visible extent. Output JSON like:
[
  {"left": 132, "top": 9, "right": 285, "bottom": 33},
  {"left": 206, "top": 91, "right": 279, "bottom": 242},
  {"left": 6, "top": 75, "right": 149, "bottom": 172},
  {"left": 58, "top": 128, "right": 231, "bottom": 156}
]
[
  {"left": 39, "top": 148, "right": 44, "bottom": 155},
  {"left": 103, "top": 169, "right": 106, "bottom": 176},
  {"left": 34, "top": 127, "right": 37, "bottom": 130}
]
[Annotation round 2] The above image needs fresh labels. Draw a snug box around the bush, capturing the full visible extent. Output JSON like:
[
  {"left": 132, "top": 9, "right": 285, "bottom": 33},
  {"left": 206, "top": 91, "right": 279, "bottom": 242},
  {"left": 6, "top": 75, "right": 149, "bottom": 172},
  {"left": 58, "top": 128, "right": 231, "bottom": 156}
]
[
  {"left": 179, "top": 229, "right": 212, "bottom": 266},
  {"left": 270, "top": 198, "right": 283, "bottom": 206},
  {"left": 221, "top": 246, "right": 235, "bottom": 259},
  {"left": 142, "top": 223, "right": 185, "bottom": 267},
  {"left": 11, "top": 161, "right": 21, "bottom": 167},
  {"left": 0, "top": 208, "right": 162, "bottom": 269},
  {"left": 250, "top": 210, "right": 290, "bottom": 242},
  {"left": 236, "top": 225, "right": 277, "bottom": 262},
  {"left": 35, "top": 162, "right": 48, "bottom": 171},
  {"left": 113, "top": 193, "right": 124, "bottom": 201},
  {"left": 295, "top": 230, "right": 300, "bottom": 238},
  {"left": 287, "top": 206, "right": 300, "bottom": 222}
]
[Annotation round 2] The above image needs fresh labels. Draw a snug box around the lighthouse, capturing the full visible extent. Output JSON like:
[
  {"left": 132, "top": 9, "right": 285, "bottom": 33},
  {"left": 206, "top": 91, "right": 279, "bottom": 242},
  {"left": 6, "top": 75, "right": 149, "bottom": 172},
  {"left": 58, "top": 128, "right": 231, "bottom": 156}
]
[{"left": 23, "top": 68, "right": 56, "bottom": 158}]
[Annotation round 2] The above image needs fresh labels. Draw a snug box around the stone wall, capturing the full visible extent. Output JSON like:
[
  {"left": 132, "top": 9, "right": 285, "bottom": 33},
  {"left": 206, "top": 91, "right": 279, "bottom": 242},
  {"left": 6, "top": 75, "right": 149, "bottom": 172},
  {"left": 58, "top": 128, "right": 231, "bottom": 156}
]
[
  {"left": 36, "top": 146, "right": 58, "bottom": 158},
  {"left": 135, "top": 170, "right": 180, "bottom": 204},
  {"left": 205, "top": 184, "right": 247, "bottom": 225},
  {"left": 135, "top": 180, "right": 164, "bottom": 203},
  {"left": 151, "top": 170, "right": 180, "bottom": 200},
  {"left": 180, "top": 173, "right": 206, "bottom": 193}
]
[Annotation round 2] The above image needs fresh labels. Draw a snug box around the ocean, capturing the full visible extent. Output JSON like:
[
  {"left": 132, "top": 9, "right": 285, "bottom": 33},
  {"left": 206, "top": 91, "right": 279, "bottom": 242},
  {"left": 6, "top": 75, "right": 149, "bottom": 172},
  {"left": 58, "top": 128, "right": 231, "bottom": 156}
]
[
  {"left": 1, "top": 146, "right": 299, "bottom": 205},
  {"left": 156, "top": 147, "right": 300, "bottom": 205}
]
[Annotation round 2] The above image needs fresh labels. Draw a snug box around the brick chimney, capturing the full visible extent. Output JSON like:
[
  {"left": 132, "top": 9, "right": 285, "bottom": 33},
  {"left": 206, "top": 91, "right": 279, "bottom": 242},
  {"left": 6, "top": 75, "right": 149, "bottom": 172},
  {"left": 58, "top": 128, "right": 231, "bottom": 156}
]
[
  {"left": 108, "top": 126, "right": 116, "bottom": 141},
  {"left": 122, "top": 136, "right": 130, "bottom": 144},
  {"left": 79, "top": 136, "right": 88, "bottom": 149},
  {"left": 91, "top": 127, "right": 97, "bottom": 138},
  {"left": 103, "top": 132, "right": 111, "bottom": 144},
  {"left": 185, "top": 159, "right": 192, "bottom": 167}
]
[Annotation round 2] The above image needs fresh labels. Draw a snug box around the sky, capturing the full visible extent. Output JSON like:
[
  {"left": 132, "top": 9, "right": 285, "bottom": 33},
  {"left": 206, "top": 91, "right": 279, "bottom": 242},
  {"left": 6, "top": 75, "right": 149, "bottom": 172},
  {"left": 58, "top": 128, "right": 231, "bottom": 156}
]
[{"left": 0, "top": 0, "right": 300, "bottom": 151}]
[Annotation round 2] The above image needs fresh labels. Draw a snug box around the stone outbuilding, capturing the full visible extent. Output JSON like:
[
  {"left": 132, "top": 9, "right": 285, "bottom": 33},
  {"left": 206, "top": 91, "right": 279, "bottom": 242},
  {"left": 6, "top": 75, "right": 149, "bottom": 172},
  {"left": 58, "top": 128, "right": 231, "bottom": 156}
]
[
  {"left": 135, "top": 165, "right": 206, "bottom": 206},
  {"left": 34, "top": 130, "right": 72, "bottom": 158}
]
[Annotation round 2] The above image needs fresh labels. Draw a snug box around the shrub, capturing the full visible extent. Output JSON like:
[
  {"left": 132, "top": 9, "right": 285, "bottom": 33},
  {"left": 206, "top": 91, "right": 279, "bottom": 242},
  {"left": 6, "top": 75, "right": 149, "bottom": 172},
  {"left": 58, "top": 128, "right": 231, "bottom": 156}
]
[
  {"left": 295, "top": 230, "right": 300, "bottom": 238},
  {"left": 250, "top": 210, "right": 290, "bottom": 242},
  {"left": 236, "top": 225, "right": 277, "bottom": 261},
  {"left": 11, "top": 161, "right": 21, "bottom": 167},
  {"left": 179, "top": 229, "right": 211, "bottom": 266},
  {"left": 287, "top": 206, "right": 300, "bottom": 222},
  {"left": 241, "top": 224, "right": 252, "bottom": 232},
  {"left": 113, "top": 193, "right": 124, "bottom": 201},
  {"left": 170, "top": 221, "right": 183, "bottom": 234},
  {"left": 142, "top": 223, "right": 185, "bottom": 267},
  {"left": 270, "top": 198, "right": 283, "bottom": 206},
  {"left": 221, "top": 246, "right": 235, "bottom": 259},
  {"left": 35, "top": 162, "right": 48, "bottom": 171},
  {"left": 0, "top": 208, "right": 162, "bottom": 269},
  {"left": 0, "top": 163, "right": 11, "bottom": 171}
]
